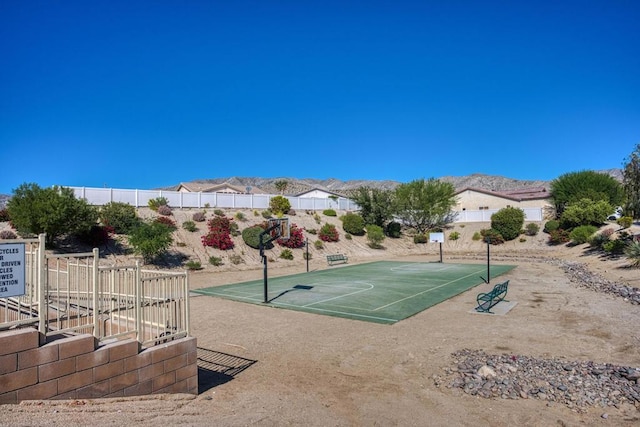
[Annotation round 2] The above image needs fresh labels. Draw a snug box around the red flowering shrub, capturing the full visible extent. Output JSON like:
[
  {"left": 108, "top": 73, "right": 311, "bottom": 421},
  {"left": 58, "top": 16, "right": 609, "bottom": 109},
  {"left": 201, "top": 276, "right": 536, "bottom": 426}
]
[
  {"left": 277, "top": 223, "right": 305, "bottom": 248},
  {"left": 319, "top": 223, "right": 339, "bottom": 242},
  {"left": 154, "top": 216, "right": 177, "bottom": 230},
  {"left": 201, "top": 216, "right": 235, "bottom": 250}
]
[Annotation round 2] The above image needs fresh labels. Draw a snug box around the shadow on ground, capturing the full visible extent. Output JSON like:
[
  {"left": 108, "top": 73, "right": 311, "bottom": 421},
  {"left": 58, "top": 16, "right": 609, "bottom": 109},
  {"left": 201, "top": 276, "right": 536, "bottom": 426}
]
[{"left": 197, "top": 347, "right": 257, "bottom": 393}]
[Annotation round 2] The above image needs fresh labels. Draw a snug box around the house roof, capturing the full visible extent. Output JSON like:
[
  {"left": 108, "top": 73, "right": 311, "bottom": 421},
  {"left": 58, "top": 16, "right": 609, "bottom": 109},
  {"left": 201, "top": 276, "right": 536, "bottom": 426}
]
[
  {"left": 455, "top": 186, "right": 549, "bottom": 202},
  {"left": 177, "top": 182, "right": 266, "bottom": 194},
  {"left": 293, "top": 187, "right": 347, "bottom": 197}
]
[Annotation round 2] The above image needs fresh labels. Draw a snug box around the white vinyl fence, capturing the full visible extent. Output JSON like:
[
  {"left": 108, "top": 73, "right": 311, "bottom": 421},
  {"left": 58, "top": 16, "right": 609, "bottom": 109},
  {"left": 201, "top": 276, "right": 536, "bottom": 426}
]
[{"left": 68, "top": 186, "right": 544, "bottom": 222}]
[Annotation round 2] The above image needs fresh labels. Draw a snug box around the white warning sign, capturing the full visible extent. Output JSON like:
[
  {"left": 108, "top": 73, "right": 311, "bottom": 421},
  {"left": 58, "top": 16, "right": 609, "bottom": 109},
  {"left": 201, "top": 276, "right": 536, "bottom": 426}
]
[{"left": 0, "top": 243, "right": 26, "bottom": 298}]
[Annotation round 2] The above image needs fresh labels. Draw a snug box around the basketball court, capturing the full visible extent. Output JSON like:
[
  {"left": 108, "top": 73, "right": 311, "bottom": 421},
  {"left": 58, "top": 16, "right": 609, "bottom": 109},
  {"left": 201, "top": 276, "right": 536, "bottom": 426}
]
[{"left": 192, "top": 261, "right": 516, "bottom": 324}]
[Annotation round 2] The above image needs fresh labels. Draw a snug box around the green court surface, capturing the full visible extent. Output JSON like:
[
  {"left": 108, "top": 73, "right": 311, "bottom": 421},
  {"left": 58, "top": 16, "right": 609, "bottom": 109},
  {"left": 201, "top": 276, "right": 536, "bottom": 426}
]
[{"left": 192, "top": 261, "right": 516, "bottom": 324}]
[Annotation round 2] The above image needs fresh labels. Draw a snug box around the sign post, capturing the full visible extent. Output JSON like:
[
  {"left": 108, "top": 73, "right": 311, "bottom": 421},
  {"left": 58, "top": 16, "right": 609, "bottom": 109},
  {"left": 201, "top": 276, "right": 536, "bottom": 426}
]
[{"left": 0, "top": 242, "right": 26, "bottom": 298}]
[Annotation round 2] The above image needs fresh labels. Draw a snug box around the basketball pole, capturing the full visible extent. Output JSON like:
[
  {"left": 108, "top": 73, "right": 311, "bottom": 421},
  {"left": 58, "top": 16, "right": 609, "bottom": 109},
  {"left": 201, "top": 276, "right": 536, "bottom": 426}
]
[
  {"left": 305, "top": 238, "right": 309, "bottom": 272},
  {"left": 259, "top": 222, "right": 282, "bottom": 304},
  {"left": 480, "top": 237, "right": 491, "bottom": 284}
]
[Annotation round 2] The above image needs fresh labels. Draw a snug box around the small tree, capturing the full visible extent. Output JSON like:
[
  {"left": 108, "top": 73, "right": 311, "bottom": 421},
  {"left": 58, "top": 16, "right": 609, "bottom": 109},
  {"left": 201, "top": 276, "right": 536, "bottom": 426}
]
[
  {"left": 350, "top": 187, "right": 396, "bottom": 228},
  {"left": 269, "top": 195, "right": 291, "bottom": 216},
  {"left": 100, "top": 202, "right": 140, "bottom": 234},
  {"left": 491, "top": 207, "right": 525, "bottom": 241},
  {"left": 622, "top": 143, "right": 640, "bottom": 219},
  {"left": 7, "top": 183, "right": 98, "bottom": 247},
  {"left": 393, "top": 178, "right": 457, "bottom": 234},
  {"left": 366, "top": 224, "right": 385, "bottom": 248},
  {"left": 128, "top": 221, "right": 173, "bottom": 263},
  {"left": 342, "top": 213, "right": 365, "bottom": 236},
  {"left": 274, "top": 179, "right": 289, "bottom": 194}
]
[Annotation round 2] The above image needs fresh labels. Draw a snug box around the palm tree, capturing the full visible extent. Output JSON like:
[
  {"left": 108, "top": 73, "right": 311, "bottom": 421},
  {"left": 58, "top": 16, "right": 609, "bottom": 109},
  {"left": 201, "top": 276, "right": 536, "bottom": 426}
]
[{"left": 274, "top": 180, "right": 289, "bottom": 195}]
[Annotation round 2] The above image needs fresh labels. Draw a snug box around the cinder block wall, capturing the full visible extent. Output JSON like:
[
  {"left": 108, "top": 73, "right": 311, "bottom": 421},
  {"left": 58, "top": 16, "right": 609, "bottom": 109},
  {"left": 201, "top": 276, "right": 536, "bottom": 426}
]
[{"left": 0, "top": 328, "right": 198, "bottom": 403}]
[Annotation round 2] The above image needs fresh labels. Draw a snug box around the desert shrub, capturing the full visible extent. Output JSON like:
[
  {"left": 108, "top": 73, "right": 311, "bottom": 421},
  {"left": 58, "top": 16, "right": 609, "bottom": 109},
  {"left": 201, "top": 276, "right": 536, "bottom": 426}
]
[
  {"left": 277, "top": 224, "right": 305, "bottom": 248},
  {"left": 235, "top": 212, "right": 246, "bottom": 221},
  {"left": 624, "top": 242, "right": 640, "bottom": 267},
  {"left": 472, "top": 232, "right": 482, "bottom": 241},
  {"left": 0, "top": 230, "right": 17, "bottom": 239},
  {"left": 306, "top": 228, "right": 317, "bottom": 235},
  {"left": 548, "top": 229, "right": 570, "bottom": 245},
  {"left": 345, "top": 233, "right": 352, "bottom": 240},
  {"left": 213, "top": 209, "right": 225, "bottom": 217},
  {"left": 491, "top": 207, "right": 524, "bottom": 241},
  {"left": 76, "top": 225, "right": 113, "bottom": 247},
  {"left": 519, "top": 237, "right": 526, "bottom": 242},
  {"left": 279, "top": 249, "right": 294, "bottom": 260},
  {"left": 269, "top": 196, "right": 291, "bottom": 215},
  {"left": 603, "top": 239, "right": 628, "bottom": 255},
  {"left": 544, "top": 220, "right": 560, "bottom": 233},
  {"left": 413, "top": 234, "right": 428, "bottom": 244},
  {"left": 303, "top": 252, "right": 312, "bottom": 260},
  {"left": 262, "top": 209, "right": 273, "bottom": 219},
  {"left": 366, "top": 224, "right": 385, "bottom": 248},
  {"left": 176, "top": 242, "right": 186, "bottom": 247},
  {"left": 253, "top": 210, "right": 259, "bottom": 216},
  {"left": 154, "top": 216, "right": 177, "bottom": 230},
  {"left": 157, "top": 204, "right": 172, "bottom": 216},
  {"left": 617, "top": 216, "right": 633, "bottom": 229},
  {"left": 182, "top": 221, "right": 197, "bottom": 232},
  {"left": 209, "top": 256, "right": 223, "bottom": 266},
  {"left": 524, "top": 223, "right": 540, "bottom": 236},
  {"left": 185, "top": 260, "right": 202, "bottom": 270},
  {"left": 589, "top": 232, "right": 611, "bottom": 249},
  {"left": 0, "top": 209, "right": 9, "bottom": 222},
  {"left": 148, "top": 197, "right": 168, "bottom": 211},
  {"left": 287, "top": 209, "right": 296, "bottom": 216},
  {"left": 201, "top": 216, "right": 234, "bottom": 250},
  {"left": 569, "top": 225, "right": 598, "bottom": 244},
  {"left": 342, "top": 213, "right": 365, "bottom": 236},
  {"left": 229, "top": 254, "right": 245, "bottom": 265},
  {"left": 242, "top": 225, "right": 273, "bottom": 249},
  {"left": 449, "top": 231, "right": 460, "bottom": 240},
  {"left": 319, "top": 223, "right": 339, "bottom": 242},
  {"left": 313, "top": 213, "right": 321, "bottom": 224},
  {"left": 386, "top": 221, "right": 402, "bottom": 238},
  {"left": 314, "top": 239, "right": 324, "bottom": 249},
  {"left": 128, "top": 221, "right": 173, "bottom": 263},
  {"left": 480, "top": 229, "right": 505, "bottom": 245},
  {"left": 192, "top": 211, "right": 206, "bottom": 222},
  {"left": 100, "top": 202, "right": 140, "bottom": 234},
  {"left": 323, "top": 209, "right": 337, "bottom": 217},
  {"left": 560, "top": 198, "right": 613, "bottom": 228},
  {"left": 229, "top": 221, "right": 240, "bottom": 236}
]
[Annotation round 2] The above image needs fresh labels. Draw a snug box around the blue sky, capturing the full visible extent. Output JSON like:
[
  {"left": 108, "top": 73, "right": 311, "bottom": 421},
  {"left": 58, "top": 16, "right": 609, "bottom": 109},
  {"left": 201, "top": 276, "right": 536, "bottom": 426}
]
[{"left": 1, "top": 1, "right": 639, "bottom": 195}]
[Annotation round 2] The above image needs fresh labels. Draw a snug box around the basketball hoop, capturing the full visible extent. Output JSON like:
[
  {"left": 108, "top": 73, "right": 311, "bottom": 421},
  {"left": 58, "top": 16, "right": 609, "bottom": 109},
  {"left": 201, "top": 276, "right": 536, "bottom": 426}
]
[{"left": 267, "top": 218, "right": 290, "bottom": 240}]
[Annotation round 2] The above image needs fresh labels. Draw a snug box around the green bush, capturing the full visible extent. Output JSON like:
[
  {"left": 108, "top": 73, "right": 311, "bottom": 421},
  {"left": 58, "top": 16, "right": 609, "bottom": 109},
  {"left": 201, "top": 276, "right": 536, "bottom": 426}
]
[
  {"left": 617, "top": 216, "right": 633, "bottom": 229},
  {"left": 345, "top": 233, "right": 352, "bottom": 240},
  {"left": 242, "top": 226, "right": 273, "bottom": 249},
  {"left": 214, "top": 209, "right": 225, "bottom": 217},
  {"left": 154, "top": 216, "right": 177, "bottom": 230},
  {"left": 342, "top": 213, "right": 365, "bottom": 236},
  {"left": 413, "top": 234, "right": 428, "bottom": 244},
  {"left": 209, "top": 256, "right": 223, "bottom": 266},
  {"left": 603, "top": 239, "right": 628, "bottom": 254},
  {"left": 185, "top": 260, "right": 202, "bottom": 270},
  {"left": 589, "top": 232, "right": 611, "bottom": 249},
  {"left": 306, "top": 228, "right": 317, "bottom": 235},
  {"left": 385, "top": 221, "right": 402, "bottom": 238},
  {"left": 235, "top": 212, "right": 246, "bottom": 221},
  {"left": 366, "top": 224, "right": 385, "bottom": 248},
  {"left": 148, "top": 197, "right": 168, "bottom": 211},
  {"left": 560, "top": 198, "right": 613, "bottom": 228},
  {"left": 480, "top": 229, "right": 505, "bottom": 245},
  {"left": 624, "top": 242, "right": 640, "bottom": 267},
  {"left": 491, "top": 207, "right": 524, "bottom": 241},
  {"left": 319, "top": 223, "right": 339, "bottom": 242},
  {"left": 449, "top": 231, "right": 460, "bottom": 240},
  {"left": 279, "top": 249, "right": 294, "bottom": 260},
  {"left": 472, "top": 232, "right": 482, "bottom": 241},
  {"left": 262, "top": 209, "right": 273, "bottom": 219},
  {"left": 269, "top": 196, "right": 291, "bottom": 215},
  {"left": 544, "top": 220, "right": 560, "bottom": 233},
  {"left": 100, "top": 202, "right": 140, "bottom": 234},
  {"left": 524, "top": 223, "right": 540, "bottom": 236},
  {"left": 303, "top": 252, "right": 312, "bottom": 260},
  {"left": 314, "top": 239, "right": 324, "bottom": 249},
  {"left": 182, "top": 221, "right": 197, "bottom": 232},
  {"left": 569, "top": 225, "right": 598, "bottom": 244},
  {"left": 323, "top": 209, "right": 337, "bottom": 217},
  {"left": 128, "top": 221, "right": 173, "bottom": 263}
]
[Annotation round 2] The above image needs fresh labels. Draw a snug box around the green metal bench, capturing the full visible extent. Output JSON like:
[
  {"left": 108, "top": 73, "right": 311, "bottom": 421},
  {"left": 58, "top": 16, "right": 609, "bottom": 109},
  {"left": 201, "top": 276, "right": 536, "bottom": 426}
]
[
  {"left": 326, "top": 254, "right": 348, "bottom": 266},
  {"left": 475, "top": 280, "right": 509, "bottom": 313}
]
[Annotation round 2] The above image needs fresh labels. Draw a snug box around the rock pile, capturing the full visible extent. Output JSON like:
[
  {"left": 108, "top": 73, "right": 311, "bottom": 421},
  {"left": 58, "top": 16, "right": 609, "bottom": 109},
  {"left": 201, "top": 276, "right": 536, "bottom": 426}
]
[
  {"left": 436, "top": 349, "right": 640, "bottom": 412},
  {"left": 557, "top": 260, "right": 640, "bottom": 305}
]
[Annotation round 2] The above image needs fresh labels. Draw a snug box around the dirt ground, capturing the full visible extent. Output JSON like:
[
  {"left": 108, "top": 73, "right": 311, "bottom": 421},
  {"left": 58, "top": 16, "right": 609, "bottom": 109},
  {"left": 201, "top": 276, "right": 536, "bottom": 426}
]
[{"left": 1, "top": 216, "right": 639, "bottom": 426}]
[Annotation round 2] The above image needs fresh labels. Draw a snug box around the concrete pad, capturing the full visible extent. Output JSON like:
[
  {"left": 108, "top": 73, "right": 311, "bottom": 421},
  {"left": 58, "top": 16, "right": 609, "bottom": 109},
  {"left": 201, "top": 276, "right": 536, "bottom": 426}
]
[{"left": 470, "top": 300, "right": 518, "bottom": 316}]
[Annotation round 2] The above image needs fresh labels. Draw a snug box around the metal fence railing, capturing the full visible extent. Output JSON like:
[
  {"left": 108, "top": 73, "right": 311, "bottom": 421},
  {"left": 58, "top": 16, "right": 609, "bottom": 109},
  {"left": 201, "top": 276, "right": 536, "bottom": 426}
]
[{"left": 0, "top": 235, "right": 190, "bottom": 348}]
